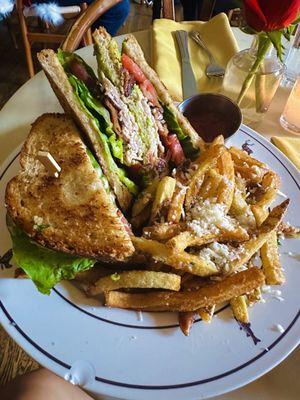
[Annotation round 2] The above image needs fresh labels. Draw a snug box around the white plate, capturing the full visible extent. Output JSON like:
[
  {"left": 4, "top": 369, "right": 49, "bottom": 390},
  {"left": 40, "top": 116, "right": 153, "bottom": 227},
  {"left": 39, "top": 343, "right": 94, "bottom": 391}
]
[{"left": 0, "top": 125, "right": 300, "bottom": 400}]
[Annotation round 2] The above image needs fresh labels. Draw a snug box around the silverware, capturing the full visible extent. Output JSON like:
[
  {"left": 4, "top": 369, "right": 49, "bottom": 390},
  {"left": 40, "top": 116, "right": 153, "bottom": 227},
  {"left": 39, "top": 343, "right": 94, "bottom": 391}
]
[
  {"left": 174, "top": 30, "right": 198, "bottom": 99},
  {"left": 189, "top": 31, "right": 225, "bottom": 78}
]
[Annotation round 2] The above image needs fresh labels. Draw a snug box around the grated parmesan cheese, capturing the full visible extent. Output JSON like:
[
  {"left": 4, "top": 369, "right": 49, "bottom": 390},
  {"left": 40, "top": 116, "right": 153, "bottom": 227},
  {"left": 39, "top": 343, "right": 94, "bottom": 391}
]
[
  {"left": 198, "top": 242, "right": 240, "bottom": 272},
  {"left": 186, "top": 200, "right": 236, "bottom": 237}
]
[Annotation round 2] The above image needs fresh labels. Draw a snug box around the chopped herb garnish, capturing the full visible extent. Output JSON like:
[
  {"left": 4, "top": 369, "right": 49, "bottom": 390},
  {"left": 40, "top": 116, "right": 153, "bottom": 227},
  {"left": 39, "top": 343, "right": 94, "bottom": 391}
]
[
  {"left": 33, "top": 224, "right": 50, "bottom": 232},
  {"left": 111, "top": 272, "right": 121, "bottom": 281}
]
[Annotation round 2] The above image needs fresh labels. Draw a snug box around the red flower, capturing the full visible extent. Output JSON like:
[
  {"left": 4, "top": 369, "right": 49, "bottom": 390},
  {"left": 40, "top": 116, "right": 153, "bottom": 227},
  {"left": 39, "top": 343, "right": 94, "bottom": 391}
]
[{"left": 243, "top": 0, "right": 300, "bottom": 32}]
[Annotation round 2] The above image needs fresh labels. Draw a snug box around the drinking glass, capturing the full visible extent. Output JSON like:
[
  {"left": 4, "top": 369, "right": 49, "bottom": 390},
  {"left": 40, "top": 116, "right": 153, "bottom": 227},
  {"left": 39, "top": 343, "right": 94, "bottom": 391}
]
[{"left": 280, "top": 76, "right": 300, "bottom": 134}]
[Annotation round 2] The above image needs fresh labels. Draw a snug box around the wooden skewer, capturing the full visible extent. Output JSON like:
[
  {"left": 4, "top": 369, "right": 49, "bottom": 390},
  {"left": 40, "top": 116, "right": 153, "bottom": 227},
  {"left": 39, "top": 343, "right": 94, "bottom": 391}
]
[{"left": 37, "top": 151, "right": 61, "bottom": 178}]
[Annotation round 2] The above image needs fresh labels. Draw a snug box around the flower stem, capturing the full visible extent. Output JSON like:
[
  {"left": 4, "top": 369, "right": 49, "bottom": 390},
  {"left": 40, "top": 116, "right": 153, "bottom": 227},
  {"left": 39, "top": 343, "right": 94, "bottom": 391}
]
[{"left": 237, "top": 34, "right": 272, "bottom": 106}]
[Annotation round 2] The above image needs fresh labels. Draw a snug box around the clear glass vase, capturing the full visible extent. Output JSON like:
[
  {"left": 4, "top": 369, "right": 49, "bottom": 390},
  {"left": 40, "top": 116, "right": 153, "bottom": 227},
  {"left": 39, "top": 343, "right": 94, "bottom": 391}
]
[{"left": 222, "top": 35, "right": 285, "bottom": 125}]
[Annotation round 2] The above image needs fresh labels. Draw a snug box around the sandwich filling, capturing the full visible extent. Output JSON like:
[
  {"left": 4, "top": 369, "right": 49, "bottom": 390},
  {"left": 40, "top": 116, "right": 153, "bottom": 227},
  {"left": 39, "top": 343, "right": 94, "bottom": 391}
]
[{"left": 58, "top": 50, "right": 138, "bottom": 196}]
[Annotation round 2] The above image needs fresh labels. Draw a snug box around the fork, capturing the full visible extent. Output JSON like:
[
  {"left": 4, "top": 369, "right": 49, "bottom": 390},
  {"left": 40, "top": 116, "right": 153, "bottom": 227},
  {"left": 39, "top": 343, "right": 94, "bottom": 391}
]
[{"left": 189, "top": 31, "right": 225, "bottom": 78}]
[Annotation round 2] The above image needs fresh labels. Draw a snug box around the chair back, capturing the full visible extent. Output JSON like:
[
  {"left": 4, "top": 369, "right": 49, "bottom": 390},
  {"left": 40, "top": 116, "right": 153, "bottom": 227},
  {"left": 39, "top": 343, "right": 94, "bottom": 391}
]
[
  {"left": 62, "top": 0, "right": 121, "bottom": 51},
  {"left": 158, "top": 0, "right": 217, "bottom": 21}
]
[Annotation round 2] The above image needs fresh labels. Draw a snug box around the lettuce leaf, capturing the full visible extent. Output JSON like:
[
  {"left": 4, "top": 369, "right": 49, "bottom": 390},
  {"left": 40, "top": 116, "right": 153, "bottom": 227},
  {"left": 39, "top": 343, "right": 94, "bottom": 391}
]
[
  {"left": 67, "top": 74, "right": 138, "bottom": 196},
  {"left": 58, "top": 49, "right": 97, "bottom": 82},
  {"left": 7, "top": 218, "right": 95, "bottom": 295},
  {"left": 68, "top": 74, "right": 123, "bottom": 162},
  {"left": 163, "top": 105, "right": 200, "bottom": 160}
]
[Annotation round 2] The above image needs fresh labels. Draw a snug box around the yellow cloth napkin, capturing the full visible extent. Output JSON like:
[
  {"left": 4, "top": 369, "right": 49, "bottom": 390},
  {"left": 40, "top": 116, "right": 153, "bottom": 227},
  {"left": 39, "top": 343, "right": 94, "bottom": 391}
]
[
  {"left": 152, "top": 13, "right": 239, "bottom": 102},
  {"left": 271, "top": 136, "right": 300, "bottom": 170}
]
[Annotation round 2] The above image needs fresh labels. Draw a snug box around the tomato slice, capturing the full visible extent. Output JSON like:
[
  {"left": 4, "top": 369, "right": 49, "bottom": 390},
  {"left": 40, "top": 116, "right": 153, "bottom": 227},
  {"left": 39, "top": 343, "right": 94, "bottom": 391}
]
[
  {"left": 165, "top": 134, "right": 185, "bottom": 166},
  {"left": 121, "top": 54, "right": 159, "bottom": 107},
  {"left": 121, "top": 54, "right": 146, "bottom": 83}
]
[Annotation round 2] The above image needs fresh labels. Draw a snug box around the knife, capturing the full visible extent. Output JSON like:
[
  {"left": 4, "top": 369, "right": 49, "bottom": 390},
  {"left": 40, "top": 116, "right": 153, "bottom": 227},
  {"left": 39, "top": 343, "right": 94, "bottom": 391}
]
[{"left": 174, "top": 30, "right": 198, "bottom": 99}]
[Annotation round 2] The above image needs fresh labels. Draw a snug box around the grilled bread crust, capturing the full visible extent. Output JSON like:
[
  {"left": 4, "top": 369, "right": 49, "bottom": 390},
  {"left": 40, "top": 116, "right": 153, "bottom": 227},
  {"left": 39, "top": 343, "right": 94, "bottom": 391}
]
[
  {"left": 37, "top": 49, "right": 132, "bottom": 211},
  {"left": 121, "top": 34, "right": 206, "bottom": 151},
  {"left": 5, "top": 114, "right": 134, "bottom": 261}
]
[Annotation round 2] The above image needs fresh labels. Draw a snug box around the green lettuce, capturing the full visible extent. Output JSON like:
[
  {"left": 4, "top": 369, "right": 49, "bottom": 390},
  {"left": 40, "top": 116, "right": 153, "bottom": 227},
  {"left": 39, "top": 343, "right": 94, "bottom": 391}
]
[
  {"left": 163, "top": 105, "right": 200, "bottom": 160},
  {"left": 65, "top": 75, "right": 138, "bottom": 196},
  {"left": 58, "top": 49, "right": 97, "bottom": 83},
  {"left": 86, "top": 148, "right": 111, "bottom": 193},
  {"left": 70, "top": 75, "right": 138, "bottom": 195},
  {"left": 68, "top": 74, "right": 123, "bottom": 163},
  {"left": 7, "top": 218, "right": 95, "bottom": 295}
]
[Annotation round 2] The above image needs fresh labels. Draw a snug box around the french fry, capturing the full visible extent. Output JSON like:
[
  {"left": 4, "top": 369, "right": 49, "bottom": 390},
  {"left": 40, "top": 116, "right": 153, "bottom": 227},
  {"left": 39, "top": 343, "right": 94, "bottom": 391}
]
[
  {"left": 197, "top": 168, "right": 223, "bottom": 200},
  {"left": 252, "top": 205, "right": 284, "bottom": 285},
  {"left": 131, "top": 204, "right": 151, "bottom": 229},
  {"left": 211, "top": 135, "right": 225, "bottom": 145},
  {"left": 261, "top": 231, "right": 284, "bottom": 284},
  {"left": 216, "top": 151, "right": 235, "bottom": 212},
  {"left": 88, "top": 270, "right": 181, "bottom": 295},
  {"left": 150, "top": 177, "right": 176, "bottom": 223},
  {"left": 247, "top": 288, "right": 262, "bottom": 307},
  {"left": 143, "top": 222, "right": 184, "bottom": 241},
  {"left": 132, "top": 237, "right": 218, "bottom": 276},
  {"left": 251, "top": 171, "right": 280, "bottom": 216},
  {"left": 178, "top": 312, "right": 196, "bottom": 336},
  {"left": 229, "top": 200, "right": 289, "bottom": 272},
  {"left": 167, "top": 184, "right": 187, "bottom": 223},
  {"left": 166, "top": 227, "right": 249, "bottom": 252},
  {"left": 230, "top": 295, "right": 249, "bottom": 323},
  {"left": 105, "top": 268, "right": 265, "bottom": 312},
  {"left": 132, "top": 179, "right": 159, "bottom": 218},
  {"left": 229, "top": 147, "right": 267, "bottom": 169},
  {"left": 197, "top": 305, "right": 215, "bottom": 323},
  {"left": 185, "top": 144, "right": 225, "bottom": 206}
]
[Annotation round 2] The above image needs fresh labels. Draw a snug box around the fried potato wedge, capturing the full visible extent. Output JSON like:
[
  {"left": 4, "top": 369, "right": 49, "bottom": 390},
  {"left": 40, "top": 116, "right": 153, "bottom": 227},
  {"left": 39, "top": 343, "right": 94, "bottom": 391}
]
[
  {"left": 166, "top": 227, "right": 249, "bottom": 251},
  {"left": 143, "top": 222, "right": 184, "bottom": 241},
  {"left": 229, "top": 200, "right": 289, "bottom": 272},
  {"left": 252, "top": 205, "right": 284, "bottom": 285},
  {"left": 197, "top": 305, "right": 215, "bottom": 323},
  {"left": 131, "top": 204, "right": 151, "bottom": 229},
  {"left": 217, "top": 151, "right": 235, "bottom": 212},
  {"left": 261, "top": 231, "right": 284, "bottom": 285},
  {"left": 88, "top": 270, "right": 181, "bottom": 295},
  {"left": 251, "top": 171, "right": 280, "bottom": 214},
  {"left": 185, "top": 144, "right": 225, "bottom": 206},
  {"left": 132, "top": 237, "right": 218, "bottom": 276},
  {"left": 247, "top": 288, "right": 262, "bottom": 307},
  {"left": 230, "top": 295, "right": 249, "bottom": 323},
  {"left": 105, "top": 268, "right": 265, "bottom": 312},
  {"left": 197, "top": 168, "right": 223, "bottom": 200},
  {"left": 229, "top": 147, "right": 267, "bottom": 169},
  {"left": 211, "top": 135, "right": 225, "bottom": 145},
  {"left": 150, "top": 177, "right": 176, "bottom": 223},
  {"left": 132, "top": 179, "right": 159, "bottom": 218},
  {"left": 179, "top": 311, "right": 196, "bottom": 336},
  {"left": 167, "top": 184, "right": 187, "bottom": 223}
]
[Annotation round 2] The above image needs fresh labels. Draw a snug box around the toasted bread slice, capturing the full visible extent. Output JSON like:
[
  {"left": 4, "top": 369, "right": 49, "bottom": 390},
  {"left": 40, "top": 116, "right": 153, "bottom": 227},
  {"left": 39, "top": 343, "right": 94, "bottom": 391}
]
[
  {"left": 37, "top": 49, "right": 132, "bottom": 211},
  {"left": 5, "top": 114, "right": 134, "bottom": 261},
  {"left": 121, "top": 34, "right": 205, "bottom": 151}
]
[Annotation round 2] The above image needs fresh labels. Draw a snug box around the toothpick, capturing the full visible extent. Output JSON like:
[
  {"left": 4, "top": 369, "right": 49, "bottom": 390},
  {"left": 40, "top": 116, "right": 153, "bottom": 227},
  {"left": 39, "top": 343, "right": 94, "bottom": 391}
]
[{"left": 37, "top": 151, "right": 61, "bottom": 178}]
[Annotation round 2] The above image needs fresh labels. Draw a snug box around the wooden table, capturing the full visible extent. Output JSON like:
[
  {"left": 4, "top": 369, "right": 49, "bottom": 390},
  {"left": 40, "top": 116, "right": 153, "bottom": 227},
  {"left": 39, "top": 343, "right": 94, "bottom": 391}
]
[{"left": 0, "top": 28, "right": 299, "bottom": 398}]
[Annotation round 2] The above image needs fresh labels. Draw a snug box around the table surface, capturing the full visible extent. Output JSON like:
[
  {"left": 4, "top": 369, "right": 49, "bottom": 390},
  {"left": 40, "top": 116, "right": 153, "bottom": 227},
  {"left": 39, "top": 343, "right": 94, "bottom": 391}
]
[{"left": 0, "top": 28, "right": 299, "bottom": 399}]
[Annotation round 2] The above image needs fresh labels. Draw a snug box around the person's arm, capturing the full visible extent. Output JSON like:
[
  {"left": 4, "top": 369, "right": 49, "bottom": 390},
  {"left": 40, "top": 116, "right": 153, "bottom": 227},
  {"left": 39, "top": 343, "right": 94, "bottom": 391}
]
[{"left": 0, "top": 368, "right": 94, "bottom": 400}]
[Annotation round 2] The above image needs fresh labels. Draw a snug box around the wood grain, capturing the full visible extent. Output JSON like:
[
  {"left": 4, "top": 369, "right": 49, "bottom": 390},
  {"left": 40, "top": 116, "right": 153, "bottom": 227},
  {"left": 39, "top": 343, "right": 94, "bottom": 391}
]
[{"left": 0, "top": 325, "right": 39, "bottom": 387}]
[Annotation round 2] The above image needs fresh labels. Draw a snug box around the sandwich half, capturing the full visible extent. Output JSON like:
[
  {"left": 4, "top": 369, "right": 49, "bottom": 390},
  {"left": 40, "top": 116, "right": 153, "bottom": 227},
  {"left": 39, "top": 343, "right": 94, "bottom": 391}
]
[
  {"left": 37, "top": 49, "right": 137, "bottom": 212},
  {"left": 93, "top": 28, "right": 204, "bottom": 163},
  {"left": 5, "top": 113, "right": 134, "bottom": 294}
]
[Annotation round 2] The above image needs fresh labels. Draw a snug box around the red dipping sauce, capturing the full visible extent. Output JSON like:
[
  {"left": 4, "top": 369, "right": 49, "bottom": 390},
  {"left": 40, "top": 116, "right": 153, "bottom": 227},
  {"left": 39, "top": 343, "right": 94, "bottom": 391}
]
[{"left": 178, "top": 94, "right": 242, "bottom": 143}]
